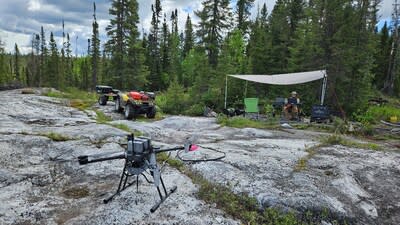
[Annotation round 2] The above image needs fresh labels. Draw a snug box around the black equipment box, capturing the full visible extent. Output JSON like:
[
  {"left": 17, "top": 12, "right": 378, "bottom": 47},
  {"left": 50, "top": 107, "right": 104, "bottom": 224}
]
[{"left": 311, "top": 105, "right": 330, "bottom": 122}]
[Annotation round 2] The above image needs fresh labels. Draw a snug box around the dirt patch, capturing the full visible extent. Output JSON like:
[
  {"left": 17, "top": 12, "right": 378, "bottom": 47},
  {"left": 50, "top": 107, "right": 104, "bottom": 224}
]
[{"left": 62, "top": 186, "right": 90, "bottom": 199}]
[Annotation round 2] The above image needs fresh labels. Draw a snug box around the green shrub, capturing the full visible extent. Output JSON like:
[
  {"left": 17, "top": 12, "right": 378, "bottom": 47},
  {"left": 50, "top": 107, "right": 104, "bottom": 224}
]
[
  {"left": 184, "top": 103, "right": 205, "bottom": 116},
  {"left": 156, "top": 80, "right": 191, "bottom": 115},
  {"left": 354, "top": 105, "right": 400, "bottom": 125},
  {"left": 264, "top": 104, "right": 274, "bottom": 115}
]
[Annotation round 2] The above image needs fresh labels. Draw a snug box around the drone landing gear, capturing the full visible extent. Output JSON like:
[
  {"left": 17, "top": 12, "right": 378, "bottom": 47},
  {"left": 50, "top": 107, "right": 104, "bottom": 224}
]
[
  {"left": 103, "top": 166, "right": 137, "bottom": 204},
  {"left": 151, "top": 176, "right": 177, "bottom": 213},
  {"left": 103, "top": 165, "right": 177, "bottom": 213}
]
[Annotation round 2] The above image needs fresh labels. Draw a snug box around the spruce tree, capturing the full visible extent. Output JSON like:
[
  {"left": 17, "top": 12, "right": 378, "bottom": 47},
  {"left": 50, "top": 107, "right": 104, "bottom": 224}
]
[
  {"left": 195, "top": 0, "right": 232, "bottom": 67},
  {"left": 169, "top": 9, "right": 181, "bottom": 83},
  {"left": 160, "top": 14, "right": 170, "bottom": 76},
  {"left": 247, "top": 3, "right": 270, "bottom": 74},
  {"left": 106, "top": 0, "right": 125, "bottom": 88},
  {"left": 39, "top": 26, "right": 47, "bottom": 87},
  {"left": 14, "top": 43, "right": 20, "bottom": 82},
  {"left": 27, "top": 34, "right": 38, "bottom": 86},
  {"left": 373, "top": 22, "right": 391, "bottom": 89},
  {"left": 48, "top": 32, "right": 59, "bottom": 88},
  {"left": 147, "top": 0, "right": 163, "bottom": 90},
  {"left": 0, "top": 39, "right": 6, "bottom": 85},
  {"left": 65, "top": 33, "right": 73, "bottom": 87},
  {"left": 268, "top": 0, "right": 291, "bottom": 73},
  {"left": 91, "top": 2, "right": 100, "bottom": 89},
  {"left": 125, "top": 0, "right": 149, "bottom": 89},
  {"left": 183, "top": 14, "right": 194, "bottom": 58},
  {"left": 80, "top": 58, "right": 90, "bottom": 90},
  {"left": 288, "top": 0, "right": 304, "bottom": 35},
  {"left": 236, "top": 0, "right": 255, "bottom": 34},
  {"left": 60, "top": 20, "right": 66, "bottom": 89},
  {"left": 314, "top": 0, "right": 377, "bottom": 113}
]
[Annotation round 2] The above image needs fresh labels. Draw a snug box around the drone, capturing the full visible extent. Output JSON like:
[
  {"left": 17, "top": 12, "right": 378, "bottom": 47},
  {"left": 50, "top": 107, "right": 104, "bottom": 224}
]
[{"left": 78, "top": 134, "right": 198, "bottom": 213}]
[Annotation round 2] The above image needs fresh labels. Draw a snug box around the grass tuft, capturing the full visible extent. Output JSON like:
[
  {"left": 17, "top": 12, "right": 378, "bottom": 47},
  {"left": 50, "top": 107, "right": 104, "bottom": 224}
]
[
  {"left": 44, "top": 87, "right": 97, "bottom": 110},
  {"left": 217, "top": 114, "right": 279, "bottom": 129},
  {"left": 41, "top": 132, "right": 73, "bottom": 142},
  {"left": 321, "top": 135, "right": 381, "bottom": 151},
  {"left": 94, "top": 110, "right": 112, "bottom": 124},
  {"left": 110, "top": 123, "right": 143, "bottom": 136}
]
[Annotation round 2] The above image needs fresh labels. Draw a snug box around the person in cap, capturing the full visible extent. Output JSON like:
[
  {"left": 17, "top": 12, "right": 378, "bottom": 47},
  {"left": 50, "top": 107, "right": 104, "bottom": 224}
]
[{"left": 284, "top": 91, "right": 300, "bottom": 120}]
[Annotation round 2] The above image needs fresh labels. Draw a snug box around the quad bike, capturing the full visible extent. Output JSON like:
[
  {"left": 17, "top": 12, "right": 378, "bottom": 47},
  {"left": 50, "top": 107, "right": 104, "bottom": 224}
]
[
  {"left": 114, "top": 90, "right": 156, "bottom": 120},
  {"left": 96, "top": 85, "right": 119, "bottom": 105}
]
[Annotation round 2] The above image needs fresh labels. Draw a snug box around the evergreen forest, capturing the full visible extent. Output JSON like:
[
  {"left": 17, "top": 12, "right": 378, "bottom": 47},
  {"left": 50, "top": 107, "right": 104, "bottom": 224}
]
[{"left": 0, "top": 0, "right": 398, "bottom": 117}]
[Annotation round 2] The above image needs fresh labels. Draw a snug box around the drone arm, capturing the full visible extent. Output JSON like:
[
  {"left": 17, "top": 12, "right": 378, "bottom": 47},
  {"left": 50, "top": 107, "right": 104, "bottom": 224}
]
[
  {"left": 154, "top": 146, "right": 184, "bottom": 153},
  {"left": 78, "top": 153, "right": 125, "bottom": 165}
]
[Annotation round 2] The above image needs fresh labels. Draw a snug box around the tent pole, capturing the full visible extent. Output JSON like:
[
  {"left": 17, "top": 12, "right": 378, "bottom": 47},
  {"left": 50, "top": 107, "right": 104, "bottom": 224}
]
[
  {"left": 244, "top": 81, "right": 248, "bottom": 98},
  {"left": 224, "top": 75, "right": 228, "bottom": 109},
  {"left": 321, "top": 73, "right": 327, "bottom": 105}
]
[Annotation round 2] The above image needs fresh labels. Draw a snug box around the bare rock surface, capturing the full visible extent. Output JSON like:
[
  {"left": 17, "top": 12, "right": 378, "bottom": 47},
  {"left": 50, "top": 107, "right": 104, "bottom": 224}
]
[
  {"left": 103, "top": 104, "right": 400, "bottom": 224},
  {"left": 0, "top": 89, "right": 238, "bottom": 225},
  {"left": 1, "top": 89, "right": 399, "bottom": 225}
]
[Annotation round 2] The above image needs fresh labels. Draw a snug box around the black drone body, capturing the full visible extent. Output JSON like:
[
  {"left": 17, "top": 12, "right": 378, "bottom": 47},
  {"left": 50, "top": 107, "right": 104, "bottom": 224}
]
[{"left": 78, "top": 134, "right": 190, "bottom": 212}]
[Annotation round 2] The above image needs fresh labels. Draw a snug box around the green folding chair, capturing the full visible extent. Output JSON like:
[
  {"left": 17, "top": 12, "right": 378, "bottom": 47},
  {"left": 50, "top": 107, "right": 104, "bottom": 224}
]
[{"left": 244, "top": 98, "right": 259, "bottom": 119}]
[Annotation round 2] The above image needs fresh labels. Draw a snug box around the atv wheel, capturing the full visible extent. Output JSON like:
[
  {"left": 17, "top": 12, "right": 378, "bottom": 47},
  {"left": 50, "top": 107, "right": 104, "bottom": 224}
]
[
  {"left": 146, "top": 107, "right": 156, "bottom": 119},
  {"left": 98, "top": 95, "right": 108, "bottom": 105},
  {"left": 124, "top": 104, "right": 135, "bottom": 120},
  {"left": 115, "top": 98, "right": 123, "bottom": 112}
]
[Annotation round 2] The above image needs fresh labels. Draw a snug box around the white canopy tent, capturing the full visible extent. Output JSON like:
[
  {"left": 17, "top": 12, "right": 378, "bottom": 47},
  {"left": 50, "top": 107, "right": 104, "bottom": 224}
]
[{"left": 225, "top": 70, "right": 328, "bottom": 108}]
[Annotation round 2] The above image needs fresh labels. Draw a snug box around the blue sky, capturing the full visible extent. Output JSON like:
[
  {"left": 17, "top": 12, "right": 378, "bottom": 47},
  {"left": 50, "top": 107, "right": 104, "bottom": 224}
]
[{"left": 0, "top": 0, "right": 394, "bottom": 54}]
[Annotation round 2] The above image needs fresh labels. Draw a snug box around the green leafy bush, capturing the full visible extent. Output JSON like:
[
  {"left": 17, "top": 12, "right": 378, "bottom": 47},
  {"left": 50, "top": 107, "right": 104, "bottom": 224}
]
[{"left": 354, "top": 105, "right": 400, "bottom": 124}]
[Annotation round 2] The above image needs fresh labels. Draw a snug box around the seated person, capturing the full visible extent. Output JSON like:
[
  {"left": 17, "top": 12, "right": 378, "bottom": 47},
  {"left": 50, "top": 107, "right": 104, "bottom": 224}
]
[{"left": 283, "top": 91, "right": 300, "bottom": 120}]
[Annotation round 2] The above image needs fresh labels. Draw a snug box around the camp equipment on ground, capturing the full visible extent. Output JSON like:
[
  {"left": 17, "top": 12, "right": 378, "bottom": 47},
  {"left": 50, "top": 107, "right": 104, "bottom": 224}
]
[{"left": 244, "top": 98, "right": 259, "bottom": 119}]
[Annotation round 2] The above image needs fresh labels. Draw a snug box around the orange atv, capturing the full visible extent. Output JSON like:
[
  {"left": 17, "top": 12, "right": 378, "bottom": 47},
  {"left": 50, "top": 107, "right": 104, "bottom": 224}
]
[{"left": 114, "top": 90, "right": 156, "bottom": 120}]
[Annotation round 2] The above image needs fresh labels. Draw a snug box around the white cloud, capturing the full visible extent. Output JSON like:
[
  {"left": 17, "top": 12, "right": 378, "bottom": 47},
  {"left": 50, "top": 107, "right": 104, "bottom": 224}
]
[
  {"left": 28, "top": 0, "right": 41, "bottom": 11},
  {"left": 0, "top": 30, "right": 32, "bottom": 53}
]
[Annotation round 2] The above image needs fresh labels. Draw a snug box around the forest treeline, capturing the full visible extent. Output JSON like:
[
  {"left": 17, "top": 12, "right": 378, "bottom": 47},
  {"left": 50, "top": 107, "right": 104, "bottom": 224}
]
[{"left": 0, "top": 0, "right": 398, "bottom": 116}]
